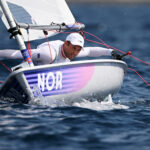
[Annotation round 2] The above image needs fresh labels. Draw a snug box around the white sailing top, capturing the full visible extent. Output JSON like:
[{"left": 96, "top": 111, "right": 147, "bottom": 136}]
[
  {"left": 35, "top": 40, "right": 70, "bottom": 65},
  {"left": 0, "top": 40, "right": 113, "bottom": 65},
  {"left": 34, "top": 40, "right": 112, "bottom": 65}
]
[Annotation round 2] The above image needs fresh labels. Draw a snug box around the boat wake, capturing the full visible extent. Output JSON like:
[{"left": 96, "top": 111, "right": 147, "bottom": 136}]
[{"left": 30, "top": 95, "right": 129, "bottom": 111}]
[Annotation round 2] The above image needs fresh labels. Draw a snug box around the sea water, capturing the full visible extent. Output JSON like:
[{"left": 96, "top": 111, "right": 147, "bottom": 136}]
[{"left": 0, "top": 4, "right": 150, "bottom": 150}]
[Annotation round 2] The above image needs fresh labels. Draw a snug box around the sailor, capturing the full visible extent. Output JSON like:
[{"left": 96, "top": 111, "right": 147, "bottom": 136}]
[{"left": 0, "top": 33, "right": 122, "bottom": 65}]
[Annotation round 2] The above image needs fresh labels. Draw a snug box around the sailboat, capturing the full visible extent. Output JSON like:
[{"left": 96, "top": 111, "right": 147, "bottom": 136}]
[{"left": 0, "top": 0, "right": 127, "bottom": 104}]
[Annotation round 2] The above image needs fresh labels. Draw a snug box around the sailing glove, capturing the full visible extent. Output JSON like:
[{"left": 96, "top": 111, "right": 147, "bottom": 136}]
[{"left": 111, "top": 50, "right": 122, "bottom": 60}]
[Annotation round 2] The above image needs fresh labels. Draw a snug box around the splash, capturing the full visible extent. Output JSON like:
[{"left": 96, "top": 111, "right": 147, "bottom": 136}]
[
  {"left": 30, "top": 93, "right": 129, "bottom": 111},
  {"left": 72, "top": 95, "right": 129, "bottom": 111},
  {"left": 29, "top": 86, "right": 67, "bottom": 107}
]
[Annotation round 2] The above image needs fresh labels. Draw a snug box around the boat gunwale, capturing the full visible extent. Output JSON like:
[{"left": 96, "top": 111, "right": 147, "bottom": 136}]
[{"left": 12, "top": 59, "right": 128, "bottom": 74}]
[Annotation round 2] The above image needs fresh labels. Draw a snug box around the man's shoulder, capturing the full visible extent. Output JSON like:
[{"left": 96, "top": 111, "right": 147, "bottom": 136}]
[
  {"left": 37, "top": 40, "right": 63, "bottom": 48},
  {"left": 50, "top": 40, "right": 63, "bottom": 51},
  {"left": 50, "top": 40, "right": 63, "bottom": 45}
]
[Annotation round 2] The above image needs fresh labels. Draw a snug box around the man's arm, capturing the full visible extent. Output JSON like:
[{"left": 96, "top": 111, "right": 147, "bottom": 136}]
[
  {"left": 77, "top": 47, "right": 113, "bottom": 57},
  {"left": 0, "top": 50, "right": 23, "bottom": 59}
]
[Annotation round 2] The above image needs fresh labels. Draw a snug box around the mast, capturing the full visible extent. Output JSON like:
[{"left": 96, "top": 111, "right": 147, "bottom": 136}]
[{"left": 0, "top": 0, "right": 34, "bottom": 67}]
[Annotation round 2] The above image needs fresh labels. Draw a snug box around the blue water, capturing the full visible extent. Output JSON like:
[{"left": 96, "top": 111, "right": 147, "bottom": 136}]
[{"left": 0, "top": 4, "right": 150, "bottom": 150}]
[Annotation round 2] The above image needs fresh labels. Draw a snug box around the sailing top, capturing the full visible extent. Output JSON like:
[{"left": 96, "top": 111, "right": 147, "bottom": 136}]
[{"left": 0, "top": 33, "right": 113, "bottom": 65}]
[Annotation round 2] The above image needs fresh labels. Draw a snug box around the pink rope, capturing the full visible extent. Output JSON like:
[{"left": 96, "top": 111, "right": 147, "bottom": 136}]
[
  {"left": 44, "top": 34, "right": 53, "bottom": 64},
  {"left": 0, "top": 61, "right": 12, "bottom": 72},
  {"left": 128, "top": 68, "right": 150, "bottom": 87},
  {"left": 85, "top": 31, "right": 150, "bottom": 66}
]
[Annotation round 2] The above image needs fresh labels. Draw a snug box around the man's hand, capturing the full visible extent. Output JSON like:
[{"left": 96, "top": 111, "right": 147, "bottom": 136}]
[{"left": 111, "top": 51, "right": 122, "bottom": 60}]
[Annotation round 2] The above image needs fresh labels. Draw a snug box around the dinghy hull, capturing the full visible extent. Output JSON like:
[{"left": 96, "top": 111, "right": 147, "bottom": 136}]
[{"left": 0, "top": 59, "right": 127, "bottom": 103}]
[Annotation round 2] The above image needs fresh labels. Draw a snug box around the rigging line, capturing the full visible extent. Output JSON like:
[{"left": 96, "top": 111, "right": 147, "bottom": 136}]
[
  {"left": 128, "top": 55, "right": 150, "bottom": 66},
  {"left": 85, "top": 38, "right": 108, "bottom": 47},
  {"left": 44, "top": 33, "right": 53, "bottom": 64},
  {"left": 85, "top": 38, "right": 126, "bottom": 54},
  {"left": 100, "top": 41, "right": 150, "bottom": 66},
  {"left": 84, "top": 31, "right": 150, "bottom": 66},
  {"left": 128, "top": 68, "right": 150, "bottom": 87},
  {"left": 84, "top": 31, "right": 126, "bottom": 54},
  {"left": 27, "top": 30, "right": 32, "bottom": 58},
  {"left": 0, "top": 61, "right": 12, "bottom": 73},
  {"left": 84, "top": 31, "right": 106, "bottom": 44}
]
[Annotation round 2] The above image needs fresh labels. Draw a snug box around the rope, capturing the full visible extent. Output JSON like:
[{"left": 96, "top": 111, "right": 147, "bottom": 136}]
[
  {"left": 0, "top": 61, "right": 11, "bottom": 84},
  {"left": 84, "top": 31, "right": 150, "bottom": 66},
  {"left": 44, "top": 33, "right": 53, "bottom": 64},
  {"left": 128, "top": 68, "right": 150, "bottom": 87},
  {"left": 27, "top": 30, "right": 32, "bottom": 58},
  {"left": 0, "top": 61, "right": 12, "bottom": 72}
]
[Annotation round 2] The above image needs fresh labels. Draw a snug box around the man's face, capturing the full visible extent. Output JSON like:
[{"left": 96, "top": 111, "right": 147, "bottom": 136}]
[{"left": 63, "top": 41, "right": 82, "bottom": 60}]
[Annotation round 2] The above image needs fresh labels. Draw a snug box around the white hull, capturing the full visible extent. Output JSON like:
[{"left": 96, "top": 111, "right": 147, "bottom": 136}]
[{"left": 0, "top": 59, "right": 127, "bottom": 103}]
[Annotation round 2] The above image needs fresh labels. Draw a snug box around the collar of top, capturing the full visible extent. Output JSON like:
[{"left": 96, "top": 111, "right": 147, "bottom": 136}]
[{"left": 61, "top": 46, "right": 67, "bottom": 58}]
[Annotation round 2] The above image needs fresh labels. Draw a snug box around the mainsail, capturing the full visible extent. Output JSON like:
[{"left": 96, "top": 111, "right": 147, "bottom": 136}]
[{"left": 1, "top": 0, "right": 76, "bottom": 41}]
